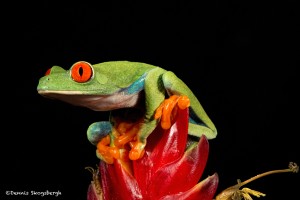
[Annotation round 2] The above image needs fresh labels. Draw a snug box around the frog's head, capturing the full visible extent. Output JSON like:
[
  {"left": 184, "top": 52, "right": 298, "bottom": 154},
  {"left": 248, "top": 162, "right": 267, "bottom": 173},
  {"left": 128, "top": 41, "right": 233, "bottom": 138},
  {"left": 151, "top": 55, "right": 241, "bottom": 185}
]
[{"left": 37, "top": 61, "right": 147, "bottom": 111}]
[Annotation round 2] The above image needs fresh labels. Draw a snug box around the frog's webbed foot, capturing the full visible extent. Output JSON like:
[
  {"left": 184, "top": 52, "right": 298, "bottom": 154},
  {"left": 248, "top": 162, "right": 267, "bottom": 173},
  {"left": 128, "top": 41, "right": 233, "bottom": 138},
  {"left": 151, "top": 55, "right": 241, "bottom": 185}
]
[
  {"left": 154, "top": 95, "right": 190, "bottom": 129},
  {"left": 96, "top": 135, "right": 121, "bottom": 164},
  {"left": 95, "top": 119, "right": 145, "bottom": 163},
  {"left": 113, "top": 120, "right": 145, "bottom": 160}
]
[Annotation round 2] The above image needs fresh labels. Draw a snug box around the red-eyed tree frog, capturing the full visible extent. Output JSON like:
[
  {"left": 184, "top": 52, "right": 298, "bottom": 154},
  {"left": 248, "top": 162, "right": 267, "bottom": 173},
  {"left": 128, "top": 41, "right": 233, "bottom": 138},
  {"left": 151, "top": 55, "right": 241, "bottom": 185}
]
[{"left": 37, "top": 61, "right": 217, "bottom": 162}]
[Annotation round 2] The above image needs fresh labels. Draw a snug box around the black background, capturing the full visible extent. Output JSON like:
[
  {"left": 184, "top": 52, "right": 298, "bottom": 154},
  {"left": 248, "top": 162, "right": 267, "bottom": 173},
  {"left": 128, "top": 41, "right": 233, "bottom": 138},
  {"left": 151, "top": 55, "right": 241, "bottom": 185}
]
[{"left": 2, "top": 1, "right": 299, "bottom": 199}]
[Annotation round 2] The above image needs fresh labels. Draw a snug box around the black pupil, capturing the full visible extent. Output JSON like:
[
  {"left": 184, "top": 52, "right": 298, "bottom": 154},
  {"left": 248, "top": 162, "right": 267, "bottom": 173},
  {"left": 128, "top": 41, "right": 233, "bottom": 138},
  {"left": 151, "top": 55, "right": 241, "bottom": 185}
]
[{"left": 79, "top": 66, "right": 83, "bottom": 76}]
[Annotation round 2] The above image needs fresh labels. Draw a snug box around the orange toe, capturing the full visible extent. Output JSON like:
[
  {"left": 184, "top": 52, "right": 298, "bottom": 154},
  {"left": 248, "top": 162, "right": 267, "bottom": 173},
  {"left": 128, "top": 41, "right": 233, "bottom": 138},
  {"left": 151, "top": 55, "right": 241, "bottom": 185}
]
[
  {"left": 178, "top": 95, "right": 190, "bottom": 109},
  {"left": 129, "top": 142, "right": 145, "bottom": 160},
  {"left": 97, "top": 135, "right": 120, "bottom": 164},
  {"left": 155, "top": 95, "right": 190, "bottom": 130},
  {"left": 114, "top": 124, "right": 139, "bottom": 148}
]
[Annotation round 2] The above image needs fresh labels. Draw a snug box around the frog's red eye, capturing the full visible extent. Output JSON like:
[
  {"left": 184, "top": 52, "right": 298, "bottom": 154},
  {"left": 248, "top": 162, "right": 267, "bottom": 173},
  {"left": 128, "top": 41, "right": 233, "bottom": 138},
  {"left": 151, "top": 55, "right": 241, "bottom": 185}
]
[
  {"left": 45, "top": 68, "right": 51, "bottom": 76},
  {"left": 71, "top": 61, "right": 93, "bottom": 83}
]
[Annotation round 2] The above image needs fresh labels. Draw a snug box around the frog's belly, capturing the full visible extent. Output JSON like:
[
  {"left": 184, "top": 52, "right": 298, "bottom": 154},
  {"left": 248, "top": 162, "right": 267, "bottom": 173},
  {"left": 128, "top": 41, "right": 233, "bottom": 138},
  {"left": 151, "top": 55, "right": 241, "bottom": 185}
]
[
  {"left": 38, "top": 90, "right": 142, "bottom": 111},
  {"left": 75, "top": 93, "right": 142, "bottom": 111}
]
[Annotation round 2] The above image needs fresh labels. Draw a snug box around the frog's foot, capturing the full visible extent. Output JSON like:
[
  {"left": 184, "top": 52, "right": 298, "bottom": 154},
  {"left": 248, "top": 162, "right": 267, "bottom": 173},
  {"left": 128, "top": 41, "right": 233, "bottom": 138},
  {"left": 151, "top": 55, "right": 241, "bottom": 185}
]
[
  {"left": 128, "top": 141, "right": 145, "bottom": 160},
  {"left": 96, "top": 120, "right": 145, "bottom": 163},
  {"left": 155, "top": 95, "right": 190, "bottom": 130},
  {"left": 96, "top": 135, "right": 120, "bottom": 164},
  {"left": 113, "top": 121, "right": 145, "bottom": 161}
]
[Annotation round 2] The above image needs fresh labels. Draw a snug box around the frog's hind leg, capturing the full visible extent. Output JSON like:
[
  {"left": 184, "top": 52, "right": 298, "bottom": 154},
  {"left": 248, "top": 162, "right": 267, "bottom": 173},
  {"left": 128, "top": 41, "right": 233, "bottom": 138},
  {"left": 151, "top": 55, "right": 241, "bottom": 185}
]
[
  {"left": 162, "top": 71, "right": 217, "bottom": 139},
  {"left": 187, "top": 109, "right": 217, "bottom": 139}
]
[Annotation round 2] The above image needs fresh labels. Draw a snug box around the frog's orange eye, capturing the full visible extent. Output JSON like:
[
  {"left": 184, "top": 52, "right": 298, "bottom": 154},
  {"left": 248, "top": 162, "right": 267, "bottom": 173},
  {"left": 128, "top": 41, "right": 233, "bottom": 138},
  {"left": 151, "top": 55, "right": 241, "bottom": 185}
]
[
  {"left": 71, "top": 61, "right": 93, "bottom": 83},
  {"left": 45, "top": 68, "right": 51, "bottom": 76}
]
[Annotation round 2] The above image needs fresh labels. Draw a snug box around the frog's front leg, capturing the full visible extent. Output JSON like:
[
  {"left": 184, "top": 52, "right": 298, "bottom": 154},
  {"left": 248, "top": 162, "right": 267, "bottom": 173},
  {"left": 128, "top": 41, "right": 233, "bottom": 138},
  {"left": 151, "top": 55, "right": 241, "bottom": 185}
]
[
  {"left": 90, "top": 113, "right": 153, "bottom": 163},
  {"left": 128, "top": 68, "right": 167, "bottom": 160}
]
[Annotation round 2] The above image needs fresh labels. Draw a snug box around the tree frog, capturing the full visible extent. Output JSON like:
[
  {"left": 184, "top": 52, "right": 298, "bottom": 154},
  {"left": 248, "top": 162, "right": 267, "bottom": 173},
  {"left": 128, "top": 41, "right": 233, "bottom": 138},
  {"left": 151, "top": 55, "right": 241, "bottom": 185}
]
[{"left": 37, "top": 61, "right": 217, "bottom": 162}]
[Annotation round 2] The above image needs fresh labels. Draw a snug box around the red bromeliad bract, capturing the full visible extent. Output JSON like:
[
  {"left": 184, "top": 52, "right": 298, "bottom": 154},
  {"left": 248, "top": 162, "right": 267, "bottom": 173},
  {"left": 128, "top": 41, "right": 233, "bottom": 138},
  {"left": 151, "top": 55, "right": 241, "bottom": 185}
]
[{"left": 87, "top": 108, "right": 219, "bottom": 200}]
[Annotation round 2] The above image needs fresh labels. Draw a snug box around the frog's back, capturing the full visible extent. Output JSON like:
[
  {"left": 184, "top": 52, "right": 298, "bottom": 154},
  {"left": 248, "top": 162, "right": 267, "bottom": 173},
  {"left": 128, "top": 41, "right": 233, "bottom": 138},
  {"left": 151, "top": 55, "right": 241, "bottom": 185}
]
[
  {"left": 94, "top": 61, "right": 157, "bottom": 74},
  {"left": 93, "top": 61, "right": 165, "bottom": 84}
]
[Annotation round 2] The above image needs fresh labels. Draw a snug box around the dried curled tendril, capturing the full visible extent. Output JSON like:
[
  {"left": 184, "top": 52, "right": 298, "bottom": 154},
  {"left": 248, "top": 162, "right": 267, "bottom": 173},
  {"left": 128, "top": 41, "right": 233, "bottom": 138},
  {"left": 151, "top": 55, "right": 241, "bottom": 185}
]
[
  {"left": 85, "top": 166, "right": 102, "bottom": 197},
  {"left": 215, "top": 162, "right": 298, "bottom": 200}
]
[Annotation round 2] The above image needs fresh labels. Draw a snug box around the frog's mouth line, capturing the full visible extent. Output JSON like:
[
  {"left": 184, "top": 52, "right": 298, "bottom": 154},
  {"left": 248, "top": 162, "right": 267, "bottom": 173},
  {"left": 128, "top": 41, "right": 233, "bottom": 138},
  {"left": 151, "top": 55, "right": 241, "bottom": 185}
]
[
  {"left": 38, "top": 90, "right": 141, "bottom": 111},
  {"left": 38, "top": 90, "right": 86, "bottom": 95}
]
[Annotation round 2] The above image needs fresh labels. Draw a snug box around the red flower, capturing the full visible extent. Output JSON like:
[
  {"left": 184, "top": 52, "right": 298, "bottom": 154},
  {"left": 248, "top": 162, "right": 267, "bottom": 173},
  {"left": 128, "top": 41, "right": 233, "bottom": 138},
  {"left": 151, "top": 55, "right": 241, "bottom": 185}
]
[{"left": 87, "top": 107, "right": 218, "bottom": 200}]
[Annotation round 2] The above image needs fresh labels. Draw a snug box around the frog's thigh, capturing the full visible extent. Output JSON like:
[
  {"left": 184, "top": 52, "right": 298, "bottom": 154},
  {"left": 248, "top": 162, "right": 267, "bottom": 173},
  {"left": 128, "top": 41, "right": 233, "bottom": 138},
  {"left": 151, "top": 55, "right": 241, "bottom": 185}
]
[
  {"left": 87, "top": 121, "right": 112, "bottom": 145},
  {"left": 188, "top": 122, "right": 217, "bottom": 139},
  {"left": 161, "top": 71, "right": 190, "bottom": 95}
]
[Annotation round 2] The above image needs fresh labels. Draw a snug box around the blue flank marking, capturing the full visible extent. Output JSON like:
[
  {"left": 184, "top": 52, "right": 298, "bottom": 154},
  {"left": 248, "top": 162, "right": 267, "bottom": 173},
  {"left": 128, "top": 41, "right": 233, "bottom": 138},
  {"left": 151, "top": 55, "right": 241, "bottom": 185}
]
[
  {"left": 188, "top": 107, "right": 206, "bottom": 126},
  {"left": 123, "top": 73, "right": 147, "bottom": 94}
]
